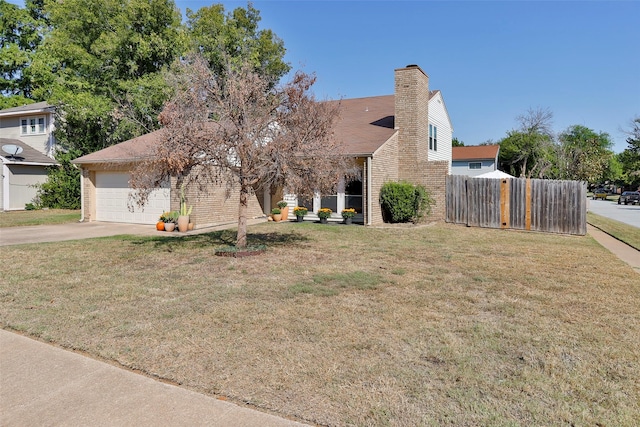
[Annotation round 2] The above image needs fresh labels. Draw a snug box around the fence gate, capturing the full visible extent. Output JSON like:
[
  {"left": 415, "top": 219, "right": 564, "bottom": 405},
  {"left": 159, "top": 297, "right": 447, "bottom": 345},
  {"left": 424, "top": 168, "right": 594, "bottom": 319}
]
[{"left": 446, "top": 175, "right": 587, "bottom": 235}]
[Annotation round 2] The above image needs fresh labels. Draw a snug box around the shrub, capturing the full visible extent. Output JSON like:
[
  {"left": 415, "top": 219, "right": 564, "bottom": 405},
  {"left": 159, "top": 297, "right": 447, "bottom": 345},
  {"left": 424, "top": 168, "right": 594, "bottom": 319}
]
[
  {"left": 34, "top": 150, "right": 81, "bottom": 209},
  {"left": 271, "top": 208, "right": 281, "bottom": 215},
  {"left": 379, "top": 181, "right": 433, "bottom": 223}
]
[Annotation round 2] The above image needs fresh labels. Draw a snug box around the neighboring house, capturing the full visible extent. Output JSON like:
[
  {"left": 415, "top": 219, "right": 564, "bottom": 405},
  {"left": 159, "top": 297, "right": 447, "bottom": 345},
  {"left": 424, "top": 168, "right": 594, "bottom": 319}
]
[
  {"left": 73, "top": 64, "right": 453, "bottom": 227},
  {"left": 451, "top": 145, "right": 500, "bottom": 177},
  {"left": 0, "top": 102, "right": 57, "bottom": 210}
]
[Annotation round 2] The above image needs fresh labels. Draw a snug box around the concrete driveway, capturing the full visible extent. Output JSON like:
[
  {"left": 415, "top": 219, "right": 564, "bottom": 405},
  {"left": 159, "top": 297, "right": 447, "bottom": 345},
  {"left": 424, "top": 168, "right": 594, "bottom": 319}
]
[
  {"left": 0, "top": 219, "right": 266, "bottom": 246},
  {"left": 587, "top": 198, "right": 640, "bottom": 228}
]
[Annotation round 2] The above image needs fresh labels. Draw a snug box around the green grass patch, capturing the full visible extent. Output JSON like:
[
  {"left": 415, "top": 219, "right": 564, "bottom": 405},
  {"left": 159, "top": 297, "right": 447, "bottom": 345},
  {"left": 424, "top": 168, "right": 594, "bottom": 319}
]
[{"left": 587, "top": 212, "right": 640, "bottom": 250}]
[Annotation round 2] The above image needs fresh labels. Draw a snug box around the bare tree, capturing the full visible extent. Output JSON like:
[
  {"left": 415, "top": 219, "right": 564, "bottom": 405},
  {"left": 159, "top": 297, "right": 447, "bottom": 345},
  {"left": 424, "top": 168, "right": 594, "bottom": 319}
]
[
  {"left": 499, "top": 107, "right": 556, "bottom": 178},
  {"left": 131, "top": 54, "right": 353, "bottom": 248}
]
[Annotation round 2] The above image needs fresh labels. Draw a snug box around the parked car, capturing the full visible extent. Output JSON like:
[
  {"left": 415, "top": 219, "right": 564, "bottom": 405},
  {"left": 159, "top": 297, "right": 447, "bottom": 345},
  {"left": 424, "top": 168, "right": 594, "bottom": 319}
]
[
  {"left": 618, "top": 191, "right": 640, "bottom": 205},
  {"left": 592, "top": 188, "right": 608, "bottom": 200}
]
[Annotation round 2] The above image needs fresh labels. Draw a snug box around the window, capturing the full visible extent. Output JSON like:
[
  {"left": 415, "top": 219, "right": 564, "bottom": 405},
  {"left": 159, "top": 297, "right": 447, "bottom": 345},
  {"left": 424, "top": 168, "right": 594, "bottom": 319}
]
[
  {"left": 20, "top": 116, "right": 46, "bottom": 135},
  {"left": 469, "top": 162, "right": 482, "bottom": 170},
  {"left": 429, "top": 124, "right": 437, "bottom": 151},
  {"left": 301, "top": 178, "right": 363, "bottom": 217}
]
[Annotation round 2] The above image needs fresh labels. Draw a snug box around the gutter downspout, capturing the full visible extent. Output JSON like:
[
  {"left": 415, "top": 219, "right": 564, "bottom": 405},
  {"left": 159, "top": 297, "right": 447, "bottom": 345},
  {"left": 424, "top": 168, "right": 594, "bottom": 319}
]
[
  {"left": 366, "top": 156, "right": 372, "bottom": 226},
  {"left": 2, "top": 163, "right": 10, "bottom": 210},
  {"left": 79, "top": 168, "right": 85, "bottom": 222}
]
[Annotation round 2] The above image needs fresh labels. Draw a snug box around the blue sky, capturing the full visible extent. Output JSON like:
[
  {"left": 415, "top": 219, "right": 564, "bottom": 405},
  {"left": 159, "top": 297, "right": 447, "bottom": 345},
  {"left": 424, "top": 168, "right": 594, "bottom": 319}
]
[
  {"left": 173, "top": 0, "right": 639, "bottom": 153},
  {"left": 8, "top": 0, "right": 639, "bottom": 152}
]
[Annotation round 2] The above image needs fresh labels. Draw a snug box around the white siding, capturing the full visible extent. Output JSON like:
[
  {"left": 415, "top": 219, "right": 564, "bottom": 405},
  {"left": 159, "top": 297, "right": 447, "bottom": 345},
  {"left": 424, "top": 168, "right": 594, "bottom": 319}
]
[
  {"left": 428, "top": 92, "right": 453, "bottom": 172},
  {"left": 451, "top": 160, "right": 497, "bottom": 177}
]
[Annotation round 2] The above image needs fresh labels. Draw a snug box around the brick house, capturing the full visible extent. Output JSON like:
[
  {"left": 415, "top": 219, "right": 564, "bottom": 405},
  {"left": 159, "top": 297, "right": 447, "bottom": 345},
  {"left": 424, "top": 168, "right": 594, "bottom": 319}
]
[{"left": 73, "top": 64, "right": 453, "bottom": 227}]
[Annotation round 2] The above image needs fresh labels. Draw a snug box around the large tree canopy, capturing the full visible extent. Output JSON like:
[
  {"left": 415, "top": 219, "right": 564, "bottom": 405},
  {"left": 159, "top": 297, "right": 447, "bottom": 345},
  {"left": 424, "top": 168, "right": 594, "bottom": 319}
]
[
  {"left": 498, "top": 108, "right": 556, "bottom": 178},
  {"left": 131, "top": 55, "right": 352, "bottom": 248},
  {"left": 556, "top": 125, "right": 614, "bottom": 183},
  {"left": 0, "top": 0, "right": 47, "bottom": 108},
  {"left": 186, "top": 3, "right": 290, "bottom": 88},
  {"left": 2, "top": 0, "right": 290, "bottom": 156},
  {"left": 617, "top": 117, "right": 640, "bottom": 189}
]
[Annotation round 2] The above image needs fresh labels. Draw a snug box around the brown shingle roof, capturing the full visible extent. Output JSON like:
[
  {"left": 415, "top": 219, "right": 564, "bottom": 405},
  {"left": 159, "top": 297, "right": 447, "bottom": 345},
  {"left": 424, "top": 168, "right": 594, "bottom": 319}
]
[
  {"left": 73, "top": 90, "right": 442, "bottom": 163},
  {"left": 332, "top": 95, "right": 396, "bottom": 156},
  {"left": 0, "top": 138, "right": 57, "bottom": 165},
  {"left": 73, "top": 129, "right": 164, "bottom": 164},
  {"left": 452, "top": 145, "right": 500, "bottom": 161}
]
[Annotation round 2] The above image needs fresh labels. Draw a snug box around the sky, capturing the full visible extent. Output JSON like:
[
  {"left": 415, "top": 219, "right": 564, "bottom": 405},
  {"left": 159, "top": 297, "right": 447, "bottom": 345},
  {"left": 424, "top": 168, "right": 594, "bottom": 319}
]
[{"left": 8, "top": 0, "right": 640, "bottom": 153}]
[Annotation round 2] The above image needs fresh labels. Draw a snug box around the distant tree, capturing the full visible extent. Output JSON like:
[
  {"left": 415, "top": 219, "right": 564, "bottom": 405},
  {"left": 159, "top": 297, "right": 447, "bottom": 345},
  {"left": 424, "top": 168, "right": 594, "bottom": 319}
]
[
  {"left": 28, "top": 0, "right": 186, "bottom": 154},
  {"left": 498, "top": 108, "right": 556, "bottom": 178},
  {"left": 0, "top": 0, "right": 48, "bottom": 108},
  {"left": 130, "top": 55, "right": 353, "bottom": 248},
  {"left": 617, "top": 117, "right": 640, "bottom": 189},
  {"left": 556, "top": 125, "right": 614, "bottom": 183},
  {"left": 186, "top": 3, "right": 290, "bottom": 88},
  {"left": 452, "top": 137, "right": 464, "bottom": 147}
]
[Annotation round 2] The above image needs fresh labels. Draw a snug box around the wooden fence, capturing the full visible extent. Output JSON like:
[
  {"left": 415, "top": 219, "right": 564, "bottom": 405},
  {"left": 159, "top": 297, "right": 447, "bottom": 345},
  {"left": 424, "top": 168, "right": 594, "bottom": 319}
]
[{"left": 446, "top": 175, "right": 587, "bottom": 235}]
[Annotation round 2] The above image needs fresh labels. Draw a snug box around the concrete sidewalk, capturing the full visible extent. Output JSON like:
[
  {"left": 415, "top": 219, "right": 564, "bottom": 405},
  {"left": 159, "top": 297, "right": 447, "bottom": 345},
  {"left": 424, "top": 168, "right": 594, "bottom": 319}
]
[
  {"left": 0, "top": 329, "right": 310, "bottom": 427},
  {"left": 587, "top": 224, "right": 640, "bottom": 272}
]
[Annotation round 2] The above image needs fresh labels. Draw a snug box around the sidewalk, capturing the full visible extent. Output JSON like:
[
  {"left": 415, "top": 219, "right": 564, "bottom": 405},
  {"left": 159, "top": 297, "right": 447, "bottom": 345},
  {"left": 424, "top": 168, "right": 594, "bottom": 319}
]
[
  {"left": 587, "top": 224, "right": 640, "bottom": 272},
  {"left": 0, "top": 329, "right": 310, "bottom": 427}
]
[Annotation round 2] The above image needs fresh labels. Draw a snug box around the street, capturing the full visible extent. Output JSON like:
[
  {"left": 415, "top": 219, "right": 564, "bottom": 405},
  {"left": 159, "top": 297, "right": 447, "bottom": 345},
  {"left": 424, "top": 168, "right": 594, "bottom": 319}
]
[{"left": 587, "top": 198, "right": 640, "bottom": 228}]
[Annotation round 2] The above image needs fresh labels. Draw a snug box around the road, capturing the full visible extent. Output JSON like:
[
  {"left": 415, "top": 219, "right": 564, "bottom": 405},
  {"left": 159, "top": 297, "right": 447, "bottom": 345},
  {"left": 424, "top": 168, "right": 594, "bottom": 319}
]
[{"left": 587, "top": 198, "right": 640, "bottom": 228}]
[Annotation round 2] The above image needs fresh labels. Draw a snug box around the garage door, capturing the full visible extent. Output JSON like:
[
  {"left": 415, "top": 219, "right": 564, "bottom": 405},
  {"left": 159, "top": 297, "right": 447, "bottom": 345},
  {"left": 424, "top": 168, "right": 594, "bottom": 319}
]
[{"left": 95, "top": 172, "right": 170, "bottom": 224}]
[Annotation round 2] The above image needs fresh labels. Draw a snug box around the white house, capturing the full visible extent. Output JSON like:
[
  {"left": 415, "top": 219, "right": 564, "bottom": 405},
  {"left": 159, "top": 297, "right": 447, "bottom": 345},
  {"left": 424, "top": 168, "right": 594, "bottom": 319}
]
[
  {"left": 451, "top": 145, "right": 500, "bottom": 177},
  {"left": 0, "top": 102, "right": 57, "bottom": 210}
]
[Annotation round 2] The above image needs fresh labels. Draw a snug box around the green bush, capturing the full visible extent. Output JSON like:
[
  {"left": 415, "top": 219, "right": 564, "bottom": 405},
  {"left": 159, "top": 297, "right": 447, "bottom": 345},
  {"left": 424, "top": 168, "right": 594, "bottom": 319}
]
[
  {"left": 34, "top": 150, "right": 81, "bottom": 209},
  {"left": 379, "top": 181, "right": 433, "bottom": 223}
]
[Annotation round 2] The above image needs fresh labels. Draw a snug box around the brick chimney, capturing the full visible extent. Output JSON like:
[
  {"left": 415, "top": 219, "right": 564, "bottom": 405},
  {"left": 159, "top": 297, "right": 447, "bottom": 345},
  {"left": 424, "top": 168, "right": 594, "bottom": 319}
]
[{"left": 394, "top": 64, "right": 429, "bottom": 185}]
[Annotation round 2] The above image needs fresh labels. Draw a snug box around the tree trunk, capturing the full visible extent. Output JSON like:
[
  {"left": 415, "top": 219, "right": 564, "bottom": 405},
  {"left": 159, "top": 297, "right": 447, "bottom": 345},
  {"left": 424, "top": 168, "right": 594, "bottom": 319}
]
[{"left": 236, "top": 183, "right": 249, "bottom": 248}]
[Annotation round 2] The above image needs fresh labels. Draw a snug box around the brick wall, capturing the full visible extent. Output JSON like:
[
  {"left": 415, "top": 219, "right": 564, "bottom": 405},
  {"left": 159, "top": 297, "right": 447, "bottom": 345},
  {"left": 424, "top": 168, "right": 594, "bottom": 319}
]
[
  {"left": 369, "top": 134, "right": 399, "bottom": 225},
  {"left": 423, "top": 160, "right": 449, "bottom": 222},
  {"left": 395, "top": 65, "right": 429, "bottom": 186}
]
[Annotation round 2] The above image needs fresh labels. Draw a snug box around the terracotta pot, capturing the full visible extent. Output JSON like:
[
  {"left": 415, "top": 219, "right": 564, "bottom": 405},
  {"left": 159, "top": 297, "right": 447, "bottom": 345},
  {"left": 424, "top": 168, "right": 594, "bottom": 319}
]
[
  {"left": 188, "top": 222, "right": 194, "bottom": 231},
  {"left": 280, "top": 206, "right": 289, "bottom": 220},
  {"left": 156, "top": 221, "right": 165, "bottom": 231},
  {"left": 164, "top": 222, "right": 175, "bottom": 232},
  {"left": 177, "top": 215, "right": 189, "bottom": 232},
  {"left": 272, "top": 213, "right": 282, "bottom": 222}
]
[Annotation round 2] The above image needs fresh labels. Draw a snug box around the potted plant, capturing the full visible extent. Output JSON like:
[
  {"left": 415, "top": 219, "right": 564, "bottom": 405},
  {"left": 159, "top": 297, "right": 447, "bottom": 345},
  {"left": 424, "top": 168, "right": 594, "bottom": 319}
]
[
  {"left": 177, "top": 184, "right": 193, "bottom": 232},
  {"left": 277, "top": 200, "right": 289, "bottom": 220},
  {"left": 271, "top": 207, "right": 282, "bottom": 222},
  {"left": 164, "top": 211, "right": 178, "bottom": 232},
  {"left": 341, "top": 208, "right": 356, "bottom": 225},
  {"left": 317, "top": 207, "right": 332, "bottom": 224},
  {"left": 293, "top": 206, "right": 308, "bottom": 222}
]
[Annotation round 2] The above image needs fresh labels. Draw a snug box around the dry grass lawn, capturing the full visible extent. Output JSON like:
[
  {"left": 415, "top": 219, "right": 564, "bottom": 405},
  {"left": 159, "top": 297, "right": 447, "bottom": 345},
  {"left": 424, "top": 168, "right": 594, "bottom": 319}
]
[
  {"left": 0, "top": 209, "right": 80, "bottom": 227},
  {"left": 1, "top": 221, "right": 639, "bottom": 426}
]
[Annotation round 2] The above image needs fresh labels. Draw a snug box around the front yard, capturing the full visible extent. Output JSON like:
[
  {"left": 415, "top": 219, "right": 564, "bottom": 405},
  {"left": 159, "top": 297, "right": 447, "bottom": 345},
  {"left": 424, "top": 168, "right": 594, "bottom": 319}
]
[{"left": 1, "top": 221, "right": 638, "bottom": 426}]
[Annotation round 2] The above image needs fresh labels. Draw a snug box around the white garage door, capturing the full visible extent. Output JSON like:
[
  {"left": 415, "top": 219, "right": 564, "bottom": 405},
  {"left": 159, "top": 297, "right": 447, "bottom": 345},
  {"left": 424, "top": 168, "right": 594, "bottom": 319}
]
[{"left": 95, "top": 172, "right": 170, "bottom": 224}]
